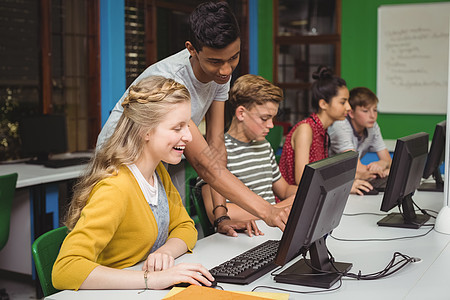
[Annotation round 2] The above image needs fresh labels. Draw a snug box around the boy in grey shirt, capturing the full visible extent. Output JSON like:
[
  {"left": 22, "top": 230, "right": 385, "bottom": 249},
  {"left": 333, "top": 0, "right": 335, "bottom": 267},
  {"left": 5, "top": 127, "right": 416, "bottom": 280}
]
[{"left": 328, "top": 87, "right": 391, "bottom": 181}]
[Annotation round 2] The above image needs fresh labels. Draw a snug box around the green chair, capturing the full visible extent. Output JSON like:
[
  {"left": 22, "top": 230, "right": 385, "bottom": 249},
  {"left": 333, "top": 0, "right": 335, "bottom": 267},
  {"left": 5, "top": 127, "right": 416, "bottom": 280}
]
[
  {"left": 266, "top": 125, "right": 284, "bottom": 163},
  {"left": 32, "top": 226, "right": 68, "bottom": 297},
  {"left": 266, "top": 125, "right": 284, "bottom": 153},
  {"left": 0, "top": 173, "right": 18, "bottom": 251},
  {"left": 184, "top": 160, "right": 200, "bottom": 225},
  {"left": 0, "top": 173, "right": 18, "bottom": 300},
  {"left": 190, "top": 186, "right": 215, "bottom": 237}
]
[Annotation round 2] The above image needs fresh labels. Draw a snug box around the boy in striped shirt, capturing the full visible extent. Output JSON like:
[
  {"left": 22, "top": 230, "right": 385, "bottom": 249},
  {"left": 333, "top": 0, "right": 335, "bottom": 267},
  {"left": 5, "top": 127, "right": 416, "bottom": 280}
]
[{"left": 199, "top": 74, "right": 297, "bottom": 224}]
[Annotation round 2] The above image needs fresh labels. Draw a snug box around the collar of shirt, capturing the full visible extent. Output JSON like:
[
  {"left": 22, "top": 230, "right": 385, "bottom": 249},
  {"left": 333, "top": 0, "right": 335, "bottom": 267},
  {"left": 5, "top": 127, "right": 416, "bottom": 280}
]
[
  {"left": 126, "top": 164, "right": 159, "bottom": 206},
  {"left": 347, "top": 115, "right": 368, "bottom": 142}
]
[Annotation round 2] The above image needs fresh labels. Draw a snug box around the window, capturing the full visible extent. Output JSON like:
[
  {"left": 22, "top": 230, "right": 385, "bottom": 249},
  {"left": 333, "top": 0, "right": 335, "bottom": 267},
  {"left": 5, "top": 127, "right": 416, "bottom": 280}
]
[
  {"left": 0, "top": 0, "right": 100, "bottom": 161},
  {"left": 124, "top": 0, "right": 248, "bottom": 86},
  {"left": 273, "top": 0, "right": 341, "bottom": 125}
]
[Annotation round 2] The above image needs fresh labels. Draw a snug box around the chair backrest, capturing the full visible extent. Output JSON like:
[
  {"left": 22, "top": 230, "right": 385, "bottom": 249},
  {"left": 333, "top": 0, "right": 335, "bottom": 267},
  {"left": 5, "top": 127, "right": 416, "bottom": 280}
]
[
  {"left": 190, "top": 187, "right": 215, "bottom": 237},
  {"left": 32, "top": 226, "right": 68, "bottom": 297},
  {"left": 0, "top": 173, "right": 18, "bottom": 250},
  {"left": 266, "top": 125, "right": 284, "bottom": 152}
]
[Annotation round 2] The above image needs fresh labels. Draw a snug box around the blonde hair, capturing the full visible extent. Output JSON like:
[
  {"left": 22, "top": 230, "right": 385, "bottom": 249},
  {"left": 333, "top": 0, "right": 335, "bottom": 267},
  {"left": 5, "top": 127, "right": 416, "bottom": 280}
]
[
  {"left": 64, "top": 76, "right": 190, "bottom": 230},
  {"left": 228, "top": 74, "right": 283, "bottom": 113}
]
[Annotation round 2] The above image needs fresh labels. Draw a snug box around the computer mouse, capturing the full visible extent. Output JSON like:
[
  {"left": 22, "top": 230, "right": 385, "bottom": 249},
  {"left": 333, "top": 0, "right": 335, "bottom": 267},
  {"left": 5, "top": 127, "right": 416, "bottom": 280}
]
[
  {"left": 174, "top": 279, "right": 217, "bottom": 288},
  {"left": 362, "top": 188, "right": 379, "bottom": 195}
]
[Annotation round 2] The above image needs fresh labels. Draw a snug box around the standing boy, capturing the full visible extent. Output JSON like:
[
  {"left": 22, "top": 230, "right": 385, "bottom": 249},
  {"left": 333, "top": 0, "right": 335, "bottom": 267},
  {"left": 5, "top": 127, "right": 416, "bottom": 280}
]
[
  {"left": 198, "top": 74, "right": 297, "bottom": 224},
  {"left": 97, "top": 2, "right": 289, "bottom": 236},
  {"left": 328, "top": 87, "right": 392, "bottom": 181}
]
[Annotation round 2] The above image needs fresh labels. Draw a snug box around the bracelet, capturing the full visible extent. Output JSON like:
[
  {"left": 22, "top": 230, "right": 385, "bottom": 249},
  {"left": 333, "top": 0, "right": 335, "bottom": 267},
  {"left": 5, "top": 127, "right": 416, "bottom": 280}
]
[
  {"left": 139, "top": 270, "right": 149, "bottom": 294},
  {"left": 212, "top": 204, "right": 228, "bottom": 215},
  {"left": 143, "top": 269, "right": 149, "bottom": 290},
  {"left": 214, "top": 215, "right": 231, "bottom": 228}
]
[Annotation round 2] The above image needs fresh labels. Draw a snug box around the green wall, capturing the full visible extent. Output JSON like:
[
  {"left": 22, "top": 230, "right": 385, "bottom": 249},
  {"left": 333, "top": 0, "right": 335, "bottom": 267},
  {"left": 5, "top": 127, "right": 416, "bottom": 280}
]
[
  {"left": 258, "top": 0, "right": 273, "bottom": 81},
  {"left": 341, "top": 0, "right": 447, "bottom": 140},
  {"left": 258, "top": 0, "right": 447, "bottom": 139}
]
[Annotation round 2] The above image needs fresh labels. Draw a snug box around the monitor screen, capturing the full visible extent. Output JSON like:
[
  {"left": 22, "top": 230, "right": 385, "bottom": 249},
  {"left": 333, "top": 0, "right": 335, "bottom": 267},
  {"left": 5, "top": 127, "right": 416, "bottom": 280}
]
[
  {"left": 19, "top": 114, "right": 67, "bottom": 163},
  {"left": 418, "top": 120, "right": 446, "bottom": 192},
  {"left": 378, "top": 132, "right": 429, "bottom": 229},
  {"left": 274, "top": 151, "right": 358, "bottom": 289}
]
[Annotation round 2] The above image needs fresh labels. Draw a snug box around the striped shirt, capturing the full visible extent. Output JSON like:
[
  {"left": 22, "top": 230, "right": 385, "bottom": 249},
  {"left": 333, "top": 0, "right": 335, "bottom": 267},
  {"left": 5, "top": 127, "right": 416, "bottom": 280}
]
[
  {"left": 223, "top": 133, "right": 281, "bottom": 204},
  {"left": 196, "top": 134, "right": 281, "bottom": 204}
]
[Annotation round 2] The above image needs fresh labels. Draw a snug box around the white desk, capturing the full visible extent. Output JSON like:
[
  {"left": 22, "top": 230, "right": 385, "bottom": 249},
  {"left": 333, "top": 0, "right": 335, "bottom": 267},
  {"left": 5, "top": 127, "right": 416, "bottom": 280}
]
[
  {"left": 45, "top": 191, "right": 450, "bottom": 300},
  {"left": 0, "top": 159, "right": 88, "bottom": 188},
  {"left": 0, "top": 162, "right": 88, "bottom": 275}
]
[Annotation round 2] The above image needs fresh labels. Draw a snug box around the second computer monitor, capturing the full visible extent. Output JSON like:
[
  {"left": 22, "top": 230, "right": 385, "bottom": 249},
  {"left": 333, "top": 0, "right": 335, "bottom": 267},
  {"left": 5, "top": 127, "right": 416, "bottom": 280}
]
[
  {"left": 20, "top": 114, "right": 68, "bottom": 163},
  {"left": 274, "top": 151, "right": 358, "bottom": 289},
  {"left": 418, "top": 120, "right": 446, "bottom": 192},
  {"left": 378, "top": 132, "right": 429, "bottom": 229}
]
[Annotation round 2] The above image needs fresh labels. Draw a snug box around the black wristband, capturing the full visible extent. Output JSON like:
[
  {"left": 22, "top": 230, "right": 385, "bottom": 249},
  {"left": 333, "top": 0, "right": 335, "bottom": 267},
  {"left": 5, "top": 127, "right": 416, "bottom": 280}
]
[
  {"left": 214, "top": 215, "right": 231, "bottom": 228},
  {"left": 212, "top": 204, "right": 228, "bottom": 215}
]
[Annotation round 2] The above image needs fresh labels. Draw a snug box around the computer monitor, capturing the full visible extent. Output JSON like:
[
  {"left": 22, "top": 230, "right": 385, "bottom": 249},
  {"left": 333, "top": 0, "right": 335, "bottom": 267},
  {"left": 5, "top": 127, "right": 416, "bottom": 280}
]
[
  {"left": 418, "top": 120, "right": 446, "bottom": 192},
  {"left": 274, "top": 151, "right": 358, "bottom": 289},
  {"left": 378, "top": 132, "right": 429, "bottom": 229},
  {"left": 19, "top": 114, "right": 68, "bottom": 163}
]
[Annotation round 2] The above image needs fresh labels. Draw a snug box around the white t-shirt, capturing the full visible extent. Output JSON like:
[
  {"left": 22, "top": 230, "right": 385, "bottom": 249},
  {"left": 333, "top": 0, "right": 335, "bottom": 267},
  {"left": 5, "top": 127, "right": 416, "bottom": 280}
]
[
  {"left": 328, "top": 117, "right": 387, "bottom": 158},
  {"left": 97, "top": 49, "right": 230, "bottom": 148}
]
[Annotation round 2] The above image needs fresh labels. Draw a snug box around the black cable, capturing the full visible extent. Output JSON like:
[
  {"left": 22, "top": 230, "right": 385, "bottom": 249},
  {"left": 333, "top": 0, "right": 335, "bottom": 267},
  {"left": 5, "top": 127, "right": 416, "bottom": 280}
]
[
  {"left": 343, "top": 212, "right": 388, "bottom": 217},
  {"left": 301, "top": 250, "right": 416, "bottom": 281},
  {"left": 330, "top": 225, "right": 434, "bottom": 242},
  {"left": 396, "top": 200, "right": 437, "bottom": 226},
  {"left": 411, "top": 200, "right": 438, "bottom": 219},
  {"left": 269, "top": 265, "right": 283, "bottom": 277},
  {"left": 336, "top": 252, "right": 416, "bottom": 280},
  {"left": 251, "top": 278, "right": 342, "bottom": 294}
]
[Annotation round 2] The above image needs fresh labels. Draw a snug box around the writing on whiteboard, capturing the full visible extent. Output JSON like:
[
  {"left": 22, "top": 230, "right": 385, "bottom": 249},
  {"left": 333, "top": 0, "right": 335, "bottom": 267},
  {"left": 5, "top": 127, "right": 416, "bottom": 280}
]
[
  {"left": 382, "top": 27, "right": 447, "bottom": 88},
  {"left": 377, "top": 3, "right": 450, "bottom": 114}
]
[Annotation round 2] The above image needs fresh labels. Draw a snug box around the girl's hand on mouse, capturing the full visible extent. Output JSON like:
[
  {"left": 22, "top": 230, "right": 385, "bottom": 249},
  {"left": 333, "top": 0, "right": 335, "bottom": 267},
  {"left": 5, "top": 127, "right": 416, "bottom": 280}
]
[{"left": 146, "top": 263, "right": 214, "bottom": 289}]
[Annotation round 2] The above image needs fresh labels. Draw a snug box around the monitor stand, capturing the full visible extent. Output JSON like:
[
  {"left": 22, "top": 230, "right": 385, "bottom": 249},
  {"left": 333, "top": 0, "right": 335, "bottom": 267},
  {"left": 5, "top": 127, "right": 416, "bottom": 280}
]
[
  {"left": 274, "top": 237, "right": 352, "bottom": 289},
  {"left": 418, "top": 169, "right": 444, "bottom": 192},
  {"left": 378, "top": 195, "right": 430, "bottom": 229}
]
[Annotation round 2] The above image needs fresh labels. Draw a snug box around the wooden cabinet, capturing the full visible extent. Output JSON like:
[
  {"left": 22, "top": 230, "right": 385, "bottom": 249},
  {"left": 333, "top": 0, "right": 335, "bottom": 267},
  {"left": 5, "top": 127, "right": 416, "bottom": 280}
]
[{"left": 273, "top": 0, "right": 341, "bottom": 125}]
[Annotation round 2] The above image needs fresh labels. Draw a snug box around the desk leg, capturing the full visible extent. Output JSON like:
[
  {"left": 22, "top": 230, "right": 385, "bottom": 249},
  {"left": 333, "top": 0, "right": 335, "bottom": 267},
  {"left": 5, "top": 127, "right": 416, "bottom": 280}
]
[
  {"left": 31, "top": 184, "right": 53, "bottom": 299},
  {"left": 31, "top": 184, "right": 54, "bottom": 240}
]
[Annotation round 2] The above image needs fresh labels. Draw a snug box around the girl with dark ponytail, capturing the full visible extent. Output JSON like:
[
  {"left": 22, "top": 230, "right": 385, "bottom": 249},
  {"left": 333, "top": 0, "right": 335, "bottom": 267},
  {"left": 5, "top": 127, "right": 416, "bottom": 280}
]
[{"left": 279, "top": 66, "right": 351, "bottom": 185}]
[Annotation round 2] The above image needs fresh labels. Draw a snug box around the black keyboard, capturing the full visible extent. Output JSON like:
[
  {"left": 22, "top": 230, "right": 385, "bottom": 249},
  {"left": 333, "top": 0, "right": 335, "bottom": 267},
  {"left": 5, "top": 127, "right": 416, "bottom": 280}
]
[
  {"left": 209, "top": 239, "right": 280, "bottom": 284},
  {"left": 369, "top": 176, "right": 388, "bottom": 192},
  {"left": 44, "top": 156, "right": 91, "bottom": 168}
]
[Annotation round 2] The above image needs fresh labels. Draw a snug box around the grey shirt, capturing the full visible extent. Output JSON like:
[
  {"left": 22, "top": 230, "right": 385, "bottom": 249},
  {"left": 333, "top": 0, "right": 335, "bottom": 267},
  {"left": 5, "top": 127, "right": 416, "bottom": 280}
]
[
  {"left": 328, "top": 117, "right": 387, "bottom": 158},
  {"left": 97, "top": 49, "right": 230, "bottom": 148}
]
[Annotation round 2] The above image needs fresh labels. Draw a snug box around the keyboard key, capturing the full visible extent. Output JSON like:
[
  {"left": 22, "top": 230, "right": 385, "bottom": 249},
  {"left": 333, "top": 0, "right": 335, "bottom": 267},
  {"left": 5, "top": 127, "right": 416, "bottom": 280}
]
[{"left": 209, "top": 240, "right": 280, "bottom": 284}]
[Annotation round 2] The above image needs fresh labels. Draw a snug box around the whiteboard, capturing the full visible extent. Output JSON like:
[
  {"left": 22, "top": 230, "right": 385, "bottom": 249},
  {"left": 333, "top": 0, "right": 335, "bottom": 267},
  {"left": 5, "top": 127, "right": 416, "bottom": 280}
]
[{"left": 377, "top": 2, "right": 450, "bottom": 114}]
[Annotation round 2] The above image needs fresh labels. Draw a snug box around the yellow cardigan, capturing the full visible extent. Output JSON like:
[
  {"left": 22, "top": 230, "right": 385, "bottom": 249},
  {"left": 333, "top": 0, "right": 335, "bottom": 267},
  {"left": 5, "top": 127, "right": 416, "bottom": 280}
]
[{"left": 52, "top": 163, "right": 197, "bottom": 290}]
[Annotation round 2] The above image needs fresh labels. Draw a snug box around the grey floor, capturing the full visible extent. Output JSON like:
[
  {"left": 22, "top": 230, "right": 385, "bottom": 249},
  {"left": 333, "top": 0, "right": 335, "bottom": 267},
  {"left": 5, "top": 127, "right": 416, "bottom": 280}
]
[{"left": 0, "top": 272, "right": 40, "bottom": 300}]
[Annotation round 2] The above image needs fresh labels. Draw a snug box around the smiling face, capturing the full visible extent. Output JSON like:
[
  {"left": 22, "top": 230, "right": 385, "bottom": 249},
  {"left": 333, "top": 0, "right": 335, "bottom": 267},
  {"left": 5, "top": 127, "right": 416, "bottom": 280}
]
[
  {"left": 235, "top": 102, "right": 279, "bottom": 142},
  {"left": 187, "top": 38, "right": 241, "bottom": 84},
  {"left": 144, "top": 101, "right": 192, "bottom": 165}
]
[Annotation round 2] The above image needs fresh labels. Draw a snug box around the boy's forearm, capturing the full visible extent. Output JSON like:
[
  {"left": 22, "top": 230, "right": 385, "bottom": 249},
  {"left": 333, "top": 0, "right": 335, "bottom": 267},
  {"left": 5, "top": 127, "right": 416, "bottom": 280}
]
[
  {"left": 210, "top": 187, "right": 228, "bottom": 220},
  {"left": 185, "top": 121, "right": 272, "bottom": 222},
  {"left": 196, "top": 161, "right": 272, "bottom": 220}
]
